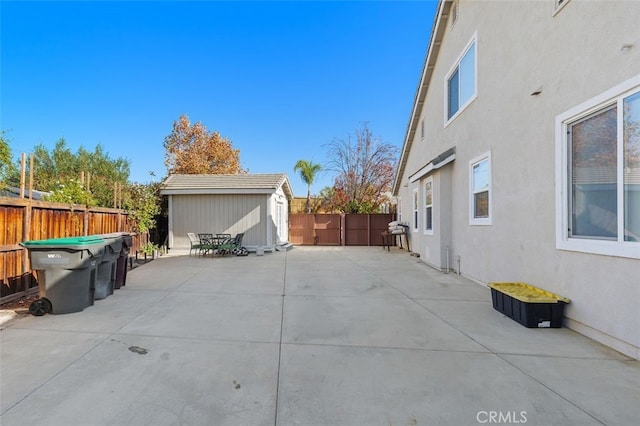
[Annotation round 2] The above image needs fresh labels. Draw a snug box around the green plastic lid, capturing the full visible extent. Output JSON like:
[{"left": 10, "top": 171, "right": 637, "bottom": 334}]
[{"left": 21, "top": 236, "right": 106, "bottom": 246}]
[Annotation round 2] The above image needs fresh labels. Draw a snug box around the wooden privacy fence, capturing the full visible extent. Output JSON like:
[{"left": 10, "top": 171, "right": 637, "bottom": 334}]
[
  {"left": 0, "top": 197, "right": 145, "bottom": 304},
  {"left": 289, "top": 213, "right": 396, "bottom": 246}
]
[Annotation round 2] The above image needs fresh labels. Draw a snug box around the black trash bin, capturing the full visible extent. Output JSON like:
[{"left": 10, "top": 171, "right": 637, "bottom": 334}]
[
  {"left": 20, "top": 236, "right": 107, "bottom": 315},
  {"left": 98, "top": 232, "right": 132, "bottom": 289},
  {"left": 94, "top": 235, "right": 123, "bottom": 299}
]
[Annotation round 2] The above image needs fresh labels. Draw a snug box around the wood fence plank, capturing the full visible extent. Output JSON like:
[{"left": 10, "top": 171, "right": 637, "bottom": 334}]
[{"left": 0, "top": 198, "right": 134, "bottom": 304}]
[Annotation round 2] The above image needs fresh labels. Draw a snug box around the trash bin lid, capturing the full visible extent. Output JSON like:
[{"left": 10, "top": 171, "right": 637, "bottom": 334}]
[
  {"left": 22, "top": 235, "right": 104, "bottom": 246},
  {"left": 21, "top": 236, "right": 106, "bottom": 250},
  {"left": 488, "top": 282, "right": 570, "bottom": 304},
  {"left": 97, "top": 232, "right": 133, "bottom": 246}
]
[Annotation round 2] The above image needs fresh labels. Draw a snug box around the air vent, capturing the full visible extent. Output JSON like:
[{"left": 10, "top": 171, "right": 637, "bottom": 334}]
[{"left": 451, "top": 1, "right": 459, "bottom": 28}]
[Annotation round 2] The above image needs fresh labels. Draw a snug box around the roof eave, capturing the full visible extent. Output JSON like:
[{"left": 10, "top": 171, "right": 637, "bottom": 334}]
[{"left": 393, "top": 0, "right": 452, "bottom": 195}]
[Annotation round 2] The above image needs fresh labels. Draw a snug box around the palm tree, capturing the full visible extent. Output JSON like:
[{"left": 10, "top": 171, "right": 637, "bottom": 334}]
[{"left": 293, "top": 160, "right": 322, "bottom": 213}]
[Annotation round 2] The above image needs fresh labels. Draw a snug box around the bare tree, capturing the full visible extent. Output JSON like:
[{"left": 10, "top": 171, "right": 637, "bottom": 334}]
[{"left": 324, "top": 123, "right": 397, "bottom": 213}]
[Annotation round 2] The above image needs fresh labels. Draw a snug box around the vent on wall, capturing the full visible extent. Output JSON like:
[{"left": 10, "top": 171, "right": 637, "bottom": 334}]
[
  {"left": 554, "top": 0, "right": 571, "bottom": 14},
  {"left": 451, "top": 1, "right": 459, "bottom": 28}
]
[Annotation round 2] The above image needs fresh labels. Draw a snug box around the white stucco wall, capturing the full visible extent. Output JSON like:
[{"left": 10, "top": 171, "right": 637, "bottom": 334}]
[{"left": 397, "top": 0, "right": 640, "bottom": 359}]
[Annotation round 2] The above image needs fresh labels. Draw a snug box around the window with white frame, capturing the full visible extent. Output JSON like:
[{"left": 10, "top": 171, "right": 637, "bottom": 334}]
[
  {"left": 413, "top": 188, "right": 419, "bottom": 231},
  {"left": 424, "top": 178, "right": 434, "bottom": 234},
  {"left": 446, "top": 34, "right": 476, "bottom": 122},
  {"left": 557, "top": 76, "right": 640, "bottom": 259},
  {"left": 469, "top": 152, "right": 491, "bottom": 225}
]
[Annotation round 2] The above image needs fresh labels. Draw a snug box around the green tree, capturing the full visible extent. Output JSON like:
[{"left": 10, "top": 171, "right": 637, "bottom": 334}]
[
  {"left": 123, "top": 182, "right": 161, "bottom": 235},
  {"left": 13, "top": 138, "right": 130, "bottom": 207},
  {"left": 45, "top": 177, "right": 98, "bottom": 207},
  {"left": 0, "top": 130, "right": 17, "bottom": 189},
  {"left": 293, "top": 159, "right": 322, "bottom": 213}
]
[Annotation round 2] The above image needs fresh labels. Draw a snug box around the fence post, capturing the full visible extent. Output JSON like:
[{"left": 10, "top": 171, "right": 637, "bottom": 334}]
[
  {"left": 83, "top": 206, "right": 89, "bottom": 236},
  {"left": 22, "top": 199, "right": 32, "bottom": 294},
  {"left": 19, "top": 153, "right": 26, "bottom": 198},
  {"left": 340, "top": 213, "right": 346, "bottom": 246}
]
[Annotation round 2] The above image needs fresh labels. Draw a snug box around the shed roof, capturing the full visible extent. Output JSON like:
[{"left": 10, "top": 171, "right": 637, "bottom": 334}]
[{"left": 160, "top": 173, "right": 293, "bottom": 200}]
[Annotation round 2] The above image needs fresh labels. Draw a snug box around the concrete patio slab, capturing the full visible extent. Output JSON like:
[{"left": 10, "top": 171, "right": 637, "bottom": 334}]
[
  {"left": 1, "top": 328, "right": 107, "bottom": 411},
  {"left": 1, "top": 335, "right": 279, "bottom": 426},
  {"left": 117, "top": 292, "right": 284, "bottom": 343},
  {"left": 1, "top": 246, "right": 638, "bottom": 426},
  {"left": 10, "top": 289, "right": 169, "bottom": 334},
  {"left": 418, "top": 298, "right": 629, "bottom": 359},
  {"left": 282, "top": 295, "right": 488, "bottom": 352},
  {"left": 277, "top": 344, "right": 602, "bottom": 426},
  {"left": 503, "top": 354, "right": 640, "bottom": 426}
]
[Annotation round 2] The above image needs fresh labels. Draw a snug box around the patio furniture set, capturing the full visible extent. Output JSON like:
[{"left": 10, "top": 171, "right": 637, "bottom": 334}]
[{"left": 188, "top": 232, "right": 247, "bottom": 257}]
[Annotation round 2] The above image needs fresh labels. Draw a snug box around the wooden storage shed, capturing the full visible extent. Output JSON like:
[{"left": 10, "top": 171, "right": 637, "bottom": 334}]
[{"left": 160, "top": 174, "right": 293, "bottom": 252}]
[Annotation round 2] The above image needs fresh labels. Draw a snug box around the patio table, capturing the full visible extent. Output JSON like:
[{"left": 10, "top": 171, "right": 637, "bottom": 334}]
[{"left": 198, "top": 234, "right": 234, "bottom": 256}]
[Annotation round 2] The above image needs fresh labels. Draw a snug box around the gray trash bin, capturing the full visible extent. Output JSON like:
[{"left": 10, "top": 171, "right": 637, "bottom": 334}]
[
  {"left": 94, "top": 235, "right": 123, "bottom": 299},
  {"left": 98, "top": 232, "right": 132, "bottom": 289},
  {"left": 21, "top": 236, "right": 107, "bottom": 315}
]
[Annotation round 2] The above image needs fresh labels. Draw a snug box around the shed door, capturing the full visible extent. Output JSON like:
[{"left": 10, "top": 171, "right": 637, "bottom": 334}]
[{"left": 276, "top": 202, "right": 286, "bottom": 243}]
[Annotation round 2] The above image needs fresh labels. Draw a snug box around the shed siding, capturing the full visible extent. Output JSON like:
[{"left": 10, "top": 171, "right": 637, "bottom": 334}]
[{"left": 170, "top": 194, "right": 267, "bottom": 248}]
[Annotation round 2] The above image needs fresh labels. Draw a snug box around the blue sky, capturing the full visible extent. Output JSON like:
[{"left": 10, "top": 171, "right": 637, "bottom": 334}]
[{"left": 1, "top": 0, "right": 436, "bottom": 196}]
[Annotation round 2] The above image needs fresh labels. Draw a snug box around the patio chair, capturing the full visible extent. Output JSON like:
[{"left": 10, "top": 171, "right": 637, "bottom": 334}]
[
  {"left": 230, "top": 233, "right": 246, "bottom": 256},
  {"left": 215, "top": 233, "right": 234, "bottom": 256},
  {"left": 198, "top": 233, "right": 215, "bottom": 256},
  {"left": 219, "top": 233, "right": 246, "bottom": 256},
  {"left": 187, "top": 233, "right": 202, "bottom": 256}
]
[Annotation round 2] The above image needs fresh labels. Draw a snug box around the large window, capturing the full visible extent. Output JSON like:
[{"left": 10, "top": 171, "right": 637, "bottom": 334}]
[
  {"left": 470, "top": 152, "right": 491, "bottom": 225},
  {"left": 424, "top": 178, "right": 434, "bottom": 234},
  {"left": 556, "top": 76, "right": 640, "bottom": 259},
  {"left": 446, "top": 34, "right": 476, "bottom": 122}
]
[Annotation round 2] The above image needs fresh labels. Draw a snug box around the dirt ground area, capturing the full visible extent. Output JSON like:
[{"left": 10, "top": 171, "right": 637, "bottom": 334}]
[{"left": 0, "top": 292, "right": 39, "bottom": 313}]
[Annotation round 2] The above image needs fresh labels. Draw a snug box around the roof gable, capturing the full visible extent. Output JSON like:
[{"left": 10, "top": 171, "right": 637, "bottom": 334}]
[{"left": 160, "top": 174, "right": 293, "bottom": 200}]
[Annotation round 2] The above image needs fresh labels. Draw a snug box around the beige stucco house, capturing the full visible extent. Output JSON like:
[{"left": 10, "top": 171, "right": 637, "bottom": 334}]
[
  {"left": 393, "top": 0, "right": 640, "bottom": 359},
  {"left": 161, "top": 174, "right": 293, "bottom": 252}
]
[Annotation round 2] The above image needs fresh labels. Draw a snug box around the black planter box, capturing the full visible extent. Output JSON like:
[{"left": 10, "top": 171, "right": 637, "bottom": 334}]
[{"left": 488, "top": 283, "right": 570, "bottom": 328}]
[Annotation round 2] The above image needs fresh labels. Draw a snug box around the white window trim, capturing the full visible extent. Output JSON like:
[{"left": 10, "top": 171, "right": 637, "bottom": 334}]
[
  {"left": 555, "top": 74, "right": 640, "bottom": 259},
  {"left": 469, "top": 152, "right": 492, "bottom": 226},
  {"left": 444, "top": 32, "right": 477, "bottom": 127},
  {"left": 412, "top": 187, "right": 419, "bottom": 232},
  {"left": 424, "top": 177, "right": 434, "bottom": 235}
]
